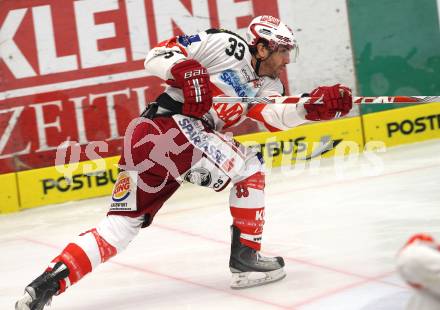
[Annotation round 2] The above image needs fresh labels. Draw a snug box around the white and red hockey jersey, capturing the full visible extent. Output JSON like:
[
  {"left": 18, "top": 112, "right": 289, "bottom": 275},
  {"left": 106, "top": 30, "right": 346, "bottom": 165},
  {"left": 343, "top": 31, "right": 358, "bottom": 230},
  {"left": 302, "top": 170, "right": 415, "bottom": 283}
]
[{"left": 144, "top": 29, "right": 311, "bottom": 132}]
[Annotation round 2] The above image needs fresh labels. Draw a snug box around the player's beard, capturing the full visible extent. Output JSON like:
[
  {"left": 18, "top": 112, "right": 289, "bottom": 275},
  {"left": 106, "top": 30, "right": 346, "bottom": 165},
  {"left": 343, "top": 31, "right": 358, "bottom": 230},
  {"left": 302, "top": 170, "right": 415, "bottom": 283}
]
[
  {"left": 270, "top": 65, "right": 285, "bottom": 79},
  {"left": 258, "top": 55, "right": 284, "bottom": 79}
]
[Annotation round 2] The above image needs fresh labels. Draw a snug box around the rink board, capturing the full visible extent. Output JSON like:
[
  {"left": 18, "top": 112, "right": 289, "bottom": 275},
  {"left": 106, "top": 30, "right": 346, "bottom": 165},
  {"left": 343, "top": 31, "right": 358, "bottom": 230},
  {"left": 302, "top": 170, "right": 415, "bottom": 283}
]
[
  {"left": 10, "top": 117, "right": 363, "bottom": 211},
  {"left": 236, "top": 116, "right": 364, "bottom": 168},
  {"left": 363, "top": 102, "right": 440, "bottom": 147},
  {"left": 0, "top": 173, "right": 19, "bottom": 213},
  {"left": 5, "top": 102, "right": 440, "bottom": 211},
  {"left": 17, "top": 156, "right": 120, "bottom": 209}
]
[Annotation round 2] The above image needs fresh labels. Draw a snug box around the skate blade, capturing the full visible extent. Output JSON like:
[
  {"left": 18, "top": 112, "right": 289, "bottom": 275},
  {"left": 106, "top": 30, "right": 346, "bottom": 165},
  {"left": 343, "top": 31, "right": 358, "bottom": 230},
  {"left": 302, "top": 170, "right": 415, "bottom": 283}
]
[
  {"left": 15, "top": 292, "right": 32, "bottom": 310},
  {"left": 230, "top": 268, "right": 286, "bottom": 289}
]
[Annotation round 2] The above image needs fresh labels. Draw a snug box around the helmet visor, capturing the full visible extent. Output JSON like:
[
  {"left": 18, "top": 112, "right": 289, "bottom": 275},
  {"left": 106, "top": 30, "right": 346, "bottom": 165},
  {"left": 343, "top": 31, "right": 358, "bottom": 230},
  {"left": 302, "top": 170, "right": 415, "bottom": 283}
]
[{"left": 278, "top": 43, "right": 299, "bottom": 63}]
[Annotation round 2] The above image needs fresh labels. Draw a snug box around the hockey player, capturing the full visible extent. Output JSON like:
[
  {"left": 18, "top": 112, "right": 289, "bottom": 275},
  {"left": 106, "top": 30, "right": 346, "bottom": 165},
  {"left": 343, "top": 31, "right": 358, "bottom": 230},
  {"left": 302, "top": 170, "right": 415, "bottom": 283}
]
[
  {"left": 16, "top": 15, "right": 352, "bottom": 309},
  {"left": 397, "top": 234, "right": 440, "bottom": 310}
]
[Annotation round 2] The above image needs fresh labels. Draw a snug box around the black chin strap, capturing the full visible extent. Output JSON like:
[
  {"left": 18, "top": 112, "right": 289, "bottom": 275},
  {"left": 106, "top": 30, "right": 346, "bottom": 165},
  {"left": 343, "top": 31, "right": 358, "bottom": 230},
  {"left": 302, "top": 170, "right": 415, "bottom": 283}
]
[
  {"left": 255, "top": 58, "right": 262, "bottom": 76},
  {"left": 254, "top": 49, "right": 274, "bottom": 77}
]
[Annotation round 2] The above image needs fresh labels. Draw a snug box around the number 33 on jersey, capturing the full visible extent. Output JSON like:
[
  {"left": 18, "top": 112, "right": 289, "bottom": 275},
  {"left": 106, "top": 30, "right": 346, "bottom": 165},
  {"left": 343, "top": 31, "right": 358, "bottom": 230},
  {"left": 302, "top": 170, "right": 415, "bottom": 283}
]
[{"left": 144, "top": 28, "right": 305, "bottom": 132}]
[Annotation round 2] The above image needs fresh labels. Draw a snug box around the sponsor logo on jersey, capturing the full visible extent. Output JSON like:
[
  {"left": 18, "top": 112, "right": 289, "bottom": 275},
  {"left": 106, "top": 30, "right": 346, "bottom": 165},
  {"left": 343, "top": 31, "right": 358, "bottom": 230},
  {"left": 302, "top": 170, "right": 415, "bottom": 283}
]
[
  {"left": 220, "top": 69, "right": 250, "bottom": 97},
  {"left": 241, "top": 68, "right": 251, "bottom": 82},
  {"left": 177, "top": 34, "right": 201, "bottom": 47},
  {"left": 222, "top": 157, "right": 235, "bottom": 172},
  {"left": 240, "top": 64, "right": 256, "bottom": 82},
  {"left": 112, "top": 172, "right": 131, "bottom": 202},
  {"left": 213, "top": 103, "right": 244, "bottom": 125},
  {"left": 184, "top": 168, "right": 212, "bottom": 186},
  {"left": 177, "top": 117, "right": 228, "bottom": 166}
]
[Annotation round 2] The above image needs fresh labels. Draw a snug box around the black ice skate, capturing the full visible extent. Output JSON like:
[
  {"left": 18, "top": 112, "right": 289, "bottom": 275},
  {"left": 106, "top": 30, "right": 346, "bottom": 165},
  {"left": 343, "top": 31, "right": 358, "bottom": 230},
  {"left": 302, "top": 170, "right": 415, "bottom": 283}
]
[
  {"left": 229, "top": 225, "right": 286, "bottom": 289},
  {"left": 15, "top": 262, "right": 69, "bottom": 310}
]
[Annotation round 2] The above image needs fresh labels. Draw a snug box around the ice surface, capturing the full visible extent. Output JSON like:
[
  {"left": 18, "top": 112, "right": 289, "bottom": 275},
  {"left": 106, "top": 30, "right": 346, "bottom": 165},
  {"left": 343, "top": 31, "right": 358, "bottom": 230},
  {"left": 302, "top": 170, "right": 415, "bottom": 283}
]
[{"left": 2, "top": 139, "right": 440, "bottom": 309}]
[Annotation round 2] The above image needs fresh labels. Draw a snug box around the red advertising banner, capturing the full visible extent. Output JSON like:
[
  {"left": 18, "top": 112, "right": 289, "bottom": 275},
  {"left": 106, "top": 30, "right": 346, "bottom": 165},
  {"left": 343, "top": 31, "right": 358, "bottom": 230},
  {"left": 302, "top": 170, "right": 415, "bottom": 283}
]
[{"left": 0, "top": 0, "right": 281, "bottom": 174}]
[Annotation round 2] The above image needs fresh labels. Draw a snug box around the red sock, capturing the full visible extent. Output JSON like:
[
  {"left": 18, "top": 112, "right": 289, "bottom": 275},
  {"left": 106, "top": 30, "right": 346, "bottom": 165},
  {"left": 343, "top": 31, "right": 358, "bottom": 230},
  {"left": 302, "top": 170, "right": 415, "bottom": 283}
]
[
  {"left": 48, "top": 228, "right": 117, "bottom": 294},
  {"left": 230, "top": 172, "right": 266, "bottom": 251}
]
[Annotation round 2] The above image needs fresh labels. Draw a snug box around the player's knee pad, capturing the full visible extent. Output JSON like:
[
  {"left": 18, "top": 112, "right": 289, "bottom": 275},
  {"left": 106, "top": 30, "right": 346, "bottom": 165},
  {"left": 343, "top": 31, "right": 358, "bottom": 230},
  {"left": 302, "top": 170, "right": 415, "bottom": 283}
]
[
  {"left": 231, "top": 148, "right": 265, "bottom": 184},
  {"left": 230, "top": 150, "right": 266, "bottom": 208}
]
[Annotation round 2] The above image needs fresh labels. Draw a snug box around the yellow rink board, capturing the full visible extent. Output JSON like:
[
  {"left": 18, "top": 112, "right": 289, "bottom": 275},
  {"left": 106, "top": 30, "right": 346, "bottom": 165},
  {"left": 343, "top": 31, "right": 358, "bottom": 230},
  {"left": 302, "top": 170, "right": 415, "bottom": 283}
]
[
  {"left": 363, "top": 102, "right": 440, "bottom": 147},
  {"left": 18, "top": 156, "right": 120, "bottom": 209},
  {"left": 0, "top": 173, "right": 19, "bottom": 214},
  {"left": 14, "top": 118, "right": 363, "bottom": 210},
  {"left": 236, "top": 116, "right": 364, "bottom": 168}
]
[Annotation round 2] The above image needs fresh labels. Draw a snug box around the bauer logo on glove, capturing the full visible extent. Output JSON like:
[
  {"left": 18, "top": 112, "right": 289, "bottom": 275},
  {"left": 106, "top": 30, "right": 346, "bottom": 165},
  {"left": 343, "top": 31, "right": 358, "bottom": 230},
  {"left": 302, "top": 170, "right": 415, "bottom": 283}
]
[
  {"left": 167, "top": 59, "right": 213, "bottom": 118},
  {"left": 183, "top": 68, "right": 208, "bottom": 79}
]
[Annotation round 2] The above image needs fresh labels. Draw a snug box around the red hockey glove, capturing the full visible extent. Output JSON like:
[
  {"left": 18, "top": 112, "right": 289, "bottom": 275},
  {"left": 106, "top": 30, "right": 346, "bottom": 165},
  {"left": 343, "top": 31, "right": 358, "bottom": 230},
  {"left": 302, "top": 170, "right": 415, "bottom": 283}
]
[
  {"left": 166, "top": 59, "right": 212, "bottom": 118},
  {"left": 304, "top": 84, "right": 352, "bottom": 121}
]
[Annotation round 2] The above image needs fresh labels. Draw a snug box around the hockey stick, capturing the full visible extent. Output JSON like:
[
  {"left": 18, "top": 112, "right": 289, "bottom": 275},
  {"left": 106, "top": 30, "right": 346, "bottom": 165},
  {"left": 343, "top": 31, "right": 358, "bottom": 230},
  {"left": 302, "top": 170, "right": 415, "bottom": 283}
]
[{"left": 212, "top": 96, "right": 440, "bottom": 105}]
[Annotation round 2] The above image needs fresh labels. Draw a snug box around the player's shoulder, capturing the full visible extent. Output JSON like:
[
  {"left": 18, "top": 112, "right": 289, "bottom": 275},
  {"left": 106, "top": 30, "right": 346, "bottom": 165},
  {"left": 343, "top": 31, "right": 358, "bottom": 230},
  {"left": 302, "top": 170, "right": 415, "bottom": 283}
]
[
  {"left": 258, "top": 77, "right": 285, "bottom": 95},
  {"left": 205, "top": 28, "right": 248, "bottom": 43}
]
